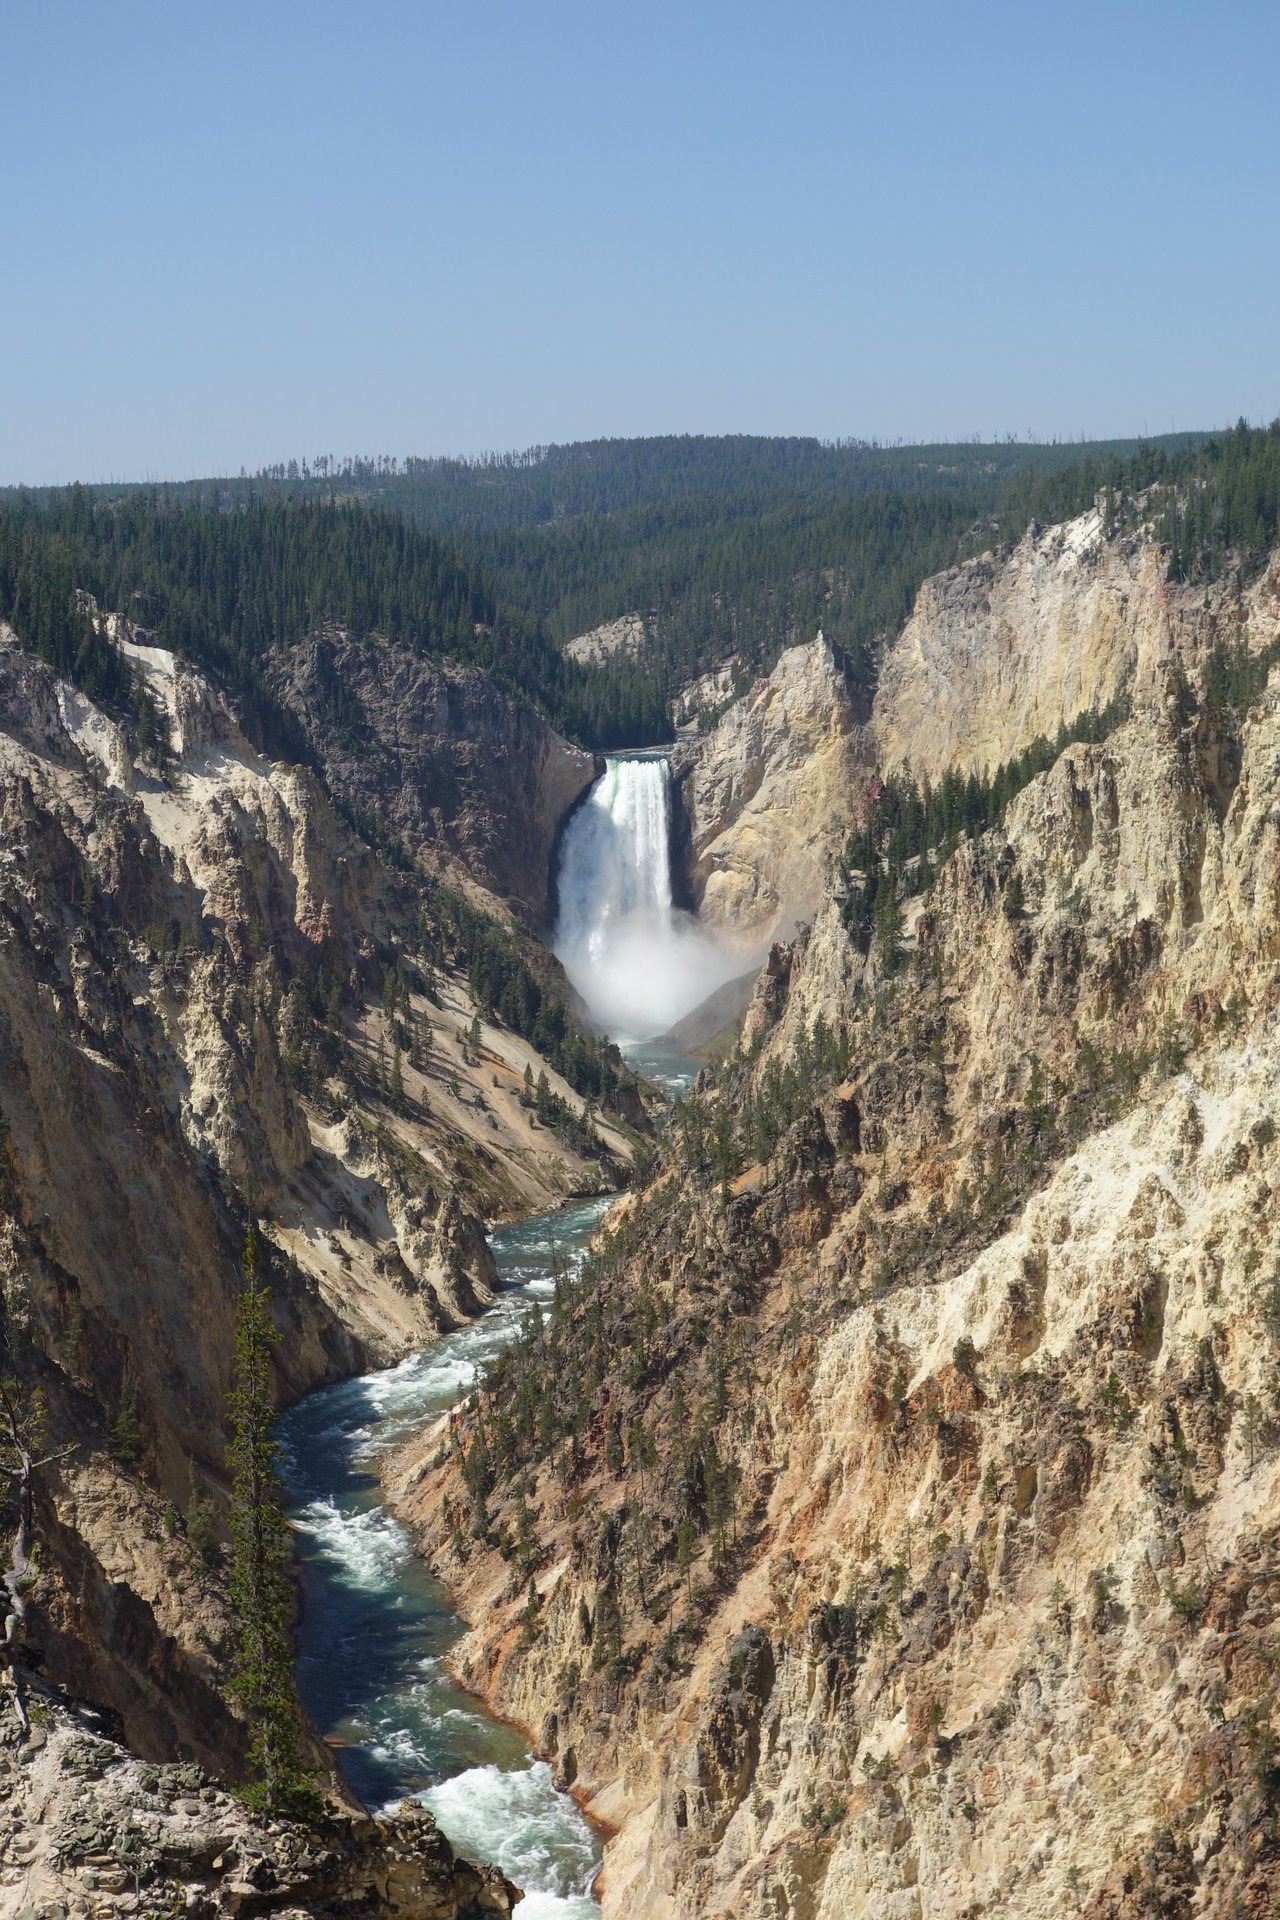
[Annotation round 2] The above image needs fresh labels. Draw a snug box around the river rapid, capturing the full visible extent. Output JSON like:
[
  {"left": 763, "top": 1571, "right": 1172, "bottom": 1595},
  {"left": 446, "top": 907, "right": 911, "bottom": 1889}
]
[
  {"left": 280, "top": 1197, "right": 615, "bottom": 1919},
  {"left": 281, "top": 749, "right": 708, "bottom": 1913}
]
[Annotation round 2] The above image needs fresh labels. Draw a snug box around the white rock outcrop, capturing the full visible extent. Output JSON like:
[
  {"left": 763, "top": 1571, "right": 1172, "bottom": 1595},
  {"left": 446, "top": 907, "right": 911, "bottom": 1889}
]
[{"left": 672, "top": 633, "right": 874, "bottom": 950}]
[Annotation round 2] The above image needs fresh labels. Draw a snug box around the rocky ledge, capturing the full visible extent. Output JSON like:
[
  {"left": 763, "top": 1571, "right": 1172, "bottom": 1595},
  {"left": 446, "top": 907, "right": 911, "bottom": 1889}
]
[{"left": 0, "top": 1687, "right": 517, "bottom": 1920}]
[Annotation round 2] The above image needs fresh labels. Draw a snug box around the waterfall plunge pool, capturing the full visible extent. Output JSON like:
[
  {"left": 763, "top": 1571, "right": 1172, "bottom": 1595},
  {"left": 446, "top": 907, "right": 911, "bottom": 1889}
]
[
  {"left": 554, "top": 755, "right": 745, "bottom": 1044},
  {"left": 280, "top": 1198, "right": 617, "bottom": 1918}
]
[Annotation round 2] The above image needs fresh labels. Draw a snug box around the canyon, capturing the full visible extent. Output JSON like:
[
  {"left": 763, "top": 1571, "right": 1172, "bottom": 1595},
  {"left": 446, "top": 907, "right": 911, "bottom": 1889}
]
[
  {"left": 0, "top": 607, "right": 634, "bottom": 1916},
  {"left": 384, "top": 511, "right": 1280, "bottom": 1920},
  {"left": 4, "top": 481, "right": 1280, "bottom": 1920}
]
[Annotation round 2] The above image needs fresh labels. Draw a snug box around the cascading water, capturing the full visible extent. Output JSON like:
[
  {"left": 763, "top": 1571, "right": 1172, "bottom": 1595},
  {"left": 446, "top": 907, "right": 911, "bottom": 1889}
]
[
  {"left": 282, "top": 1200, "right": 612, "bottom": 1918},
  {"left": 554, "top": 756, "right": 741, "bottom": 1043}
]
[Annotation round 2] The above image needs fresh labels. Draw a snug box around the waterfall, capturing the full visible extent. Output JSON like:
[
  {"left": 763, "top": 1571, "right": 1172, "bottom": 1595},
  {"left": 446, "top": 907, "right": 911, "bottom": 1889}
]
[{"left": 554, "top": 756, "right": 740, "bottom": 1042}]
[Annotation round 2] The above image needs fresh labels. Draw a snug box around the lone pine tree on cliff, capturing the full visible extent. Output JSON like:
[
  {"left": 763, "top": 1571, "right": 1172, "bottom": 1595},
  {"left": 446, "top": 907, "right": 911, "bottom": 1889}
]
[{"left": 227, "top": 1223, "right": 310, "bottom": 1810}]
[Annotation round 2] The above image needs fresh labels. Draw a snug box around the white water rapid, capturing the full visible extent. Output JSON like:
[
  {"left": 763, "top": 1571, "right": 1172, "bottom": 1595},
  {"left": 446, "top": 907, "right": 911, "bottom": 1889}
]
[
  {"left": 282, "top": 1200, "right": 613, "bottom": 1917},
  {"left": 554, "top": 756, "right": 741, "bottom": 1043}
]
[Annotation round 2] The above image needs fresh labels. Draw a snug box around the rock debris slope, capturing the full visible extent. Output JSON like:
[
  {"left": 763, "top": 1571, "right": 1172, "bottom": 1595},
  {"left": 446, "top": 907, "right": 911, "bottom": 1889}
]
[{"left": 387, "top": 517, "right": 1280, "bottom": 1919}]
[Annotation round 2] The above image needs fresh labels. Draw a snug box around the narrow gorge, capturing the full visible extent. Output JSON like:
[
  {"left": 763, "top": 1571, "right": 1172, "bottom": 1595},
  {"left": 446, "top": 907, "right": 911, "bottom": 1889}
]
[
  {"left": 4, "top": 437, "right": 1280, "bottom": 1920},
  {"left": 0, "top": 595, "right": 645, "bottom": 1917},
  {"left": 267, "top": 751, "right": 744, "bottom": 1914}
]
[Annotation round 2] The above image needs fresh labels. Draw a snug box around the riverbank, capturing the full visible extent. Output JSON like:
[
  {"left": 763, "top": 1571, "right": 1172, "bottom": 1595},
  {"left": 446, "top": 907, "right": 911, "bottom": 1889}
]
[{"left": 281, "top": 1197, "right": 615, "bottom": 1918}]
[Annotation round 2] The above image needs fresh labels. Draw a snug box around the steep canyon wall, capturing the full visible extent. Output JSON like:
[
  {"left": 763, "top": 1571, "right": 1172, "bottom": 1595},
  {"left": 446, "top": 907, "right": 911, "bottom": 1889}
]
[
  {"left": 387, "top": 519, "right": 1280, "bottom": 1919},
  {"left": 269, "top": 630, "right": 598, "bottom": 927},
  {"left": 0, "top": 618, "right": 624, "bottom": 1786}
]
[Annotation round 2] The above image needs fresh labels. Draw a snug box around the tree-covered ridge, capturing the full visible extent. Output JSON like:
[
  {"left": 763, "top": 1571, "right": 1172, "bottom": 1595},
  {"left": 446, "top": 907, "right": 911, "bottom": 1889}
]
[
  {"left": 464, "top": 486, "right": 989, "bottom": 713},
  {"left": 229, "top": 429, "right": 1263, "bottom": 731},
  {"left": 979, "top": 418, "right": 1280, "bottom": 587},
  {"left": 0, "top": 491, "right": 641, "bottom": 1126},
  {"left": 201, "top": 433, "right": 1203, "bottom": 532},
  {"left": 0, "top": 487, "right": 574, "bottom": 746},
  {"left": 0, "top": 507, "right": 136, "bottom": 711},
  {"left": 5, "top": 425, "right": 1277, "bottom": 755},
  {"left": 201, "top": 432, "right": 1210, "bottom": 724},
  {"left": 1152, "top": 419, "right": 1280, "bottom": 583}
]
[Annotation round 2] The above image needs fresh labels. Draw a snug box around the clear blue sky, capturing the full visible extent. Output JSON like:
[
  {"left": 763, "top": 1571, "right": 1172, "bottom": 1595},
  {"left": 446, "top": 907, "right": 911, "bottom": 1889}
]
[{"left": 3, "top": 0, "right": 1277, "bottom": 482}]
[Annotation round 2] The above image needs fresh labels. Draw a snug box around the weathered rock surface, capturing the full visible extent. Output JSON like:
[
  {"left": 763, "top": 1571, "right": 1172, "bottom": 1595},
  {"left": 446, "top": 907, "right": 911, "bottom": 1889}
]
[
  {"left": 0, "top": 1685, "right": 517, "bottom": 1918},
  {"left": 665, "top": 509, "right": 1280, "bottom": 990},
  {"left": 0, "top": 618, "right": 625, "bottom": 1776},
  {"left": 669, "top": 660, "right": 741, "bottom": 731},
  {"left": 389, "top": 642, "right": 1280, "bottom": 1918},
  {"left": 268, "top": 630, "right": 597, "bottom": 924},
  {"left": 564, "top": 613, "right": 648, "bottom": 668},
  {"left": 872, "top": 504, "right": 1280, "bottom": 779},
  {"left": 671, "top": 634, "right": 875, "bottom": 950}
]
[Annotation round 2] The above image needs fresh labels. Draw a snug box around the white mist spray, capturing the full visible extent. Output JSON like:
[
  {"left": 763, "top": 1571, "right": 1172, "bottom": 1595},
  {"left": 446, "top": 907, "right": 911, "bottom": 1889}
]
[{"left": 554, "top": 757, "right": 742, "bottom": 1042}]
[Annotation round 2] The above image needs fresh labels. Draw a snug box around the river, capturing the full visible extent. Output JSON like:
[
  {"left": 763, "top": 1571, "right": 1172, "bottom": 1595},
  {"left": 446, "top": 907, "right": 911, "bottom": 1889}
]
[
  {"left": 280, "top": 1195, "right": 616, "bottom": 1918},
  {"left": 279, "top": 748, "right": 706, "bottom": 1916}
]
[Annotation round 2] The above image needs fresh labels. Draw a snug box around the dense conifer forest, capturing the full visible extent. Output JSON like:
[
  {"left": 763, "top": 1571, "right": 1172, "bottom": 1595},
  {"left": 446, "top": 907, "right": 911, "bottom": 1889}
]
[
  {"left": 0, "top": 489, "right": 568, "bottom": 755},
  {"left": 0, "top": 489, "right": 644, "bottom": 1125},
  {"left": 3, "top": 424, "right": 1277, "bottom": 753},
  {"left": 199, "top": 432, "right": 1218, "bottom": 728}
]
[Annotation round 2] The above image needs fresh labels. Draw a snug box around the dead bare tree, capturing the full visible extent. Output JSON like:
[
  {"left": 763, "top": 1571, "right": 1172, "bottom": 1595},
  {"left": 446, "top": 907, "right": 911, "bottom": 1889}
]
[{"left": 0, "top": 1378, "right": 72, "bottom": 1736}]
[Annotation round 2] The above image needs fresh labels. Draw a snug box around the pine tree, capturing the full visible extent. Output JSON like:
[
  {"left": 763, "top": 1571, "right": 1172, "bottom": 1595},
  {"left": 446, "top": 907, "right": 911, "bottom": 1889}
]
[
  {"left": 591, "top": 1581, "right": 623, "bottom": 1670},
  {"left": 513, "top": 1482, "right": 539, "bottom": 1581},
  {"left": 185, "top": 1459, "right": 222, "bottom": 1570},
  {"left": 0, "top": 1372, "right": 67, "bottom": 1736},
  {"left": 873, "top": 871, "right": 904, "bottom": 977},
  {"left": 676, "top": 1514, "right": 697, "bottom": 1605},
  {"left": 108, "top": 1372, "right": 143, "bottom": 1464},
  {"left": 518, "top": 1576, "right": 542, "bottom": 1647},
  {"left": 226, "top": 1225, "right": 309, "bottom": 1811}
]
